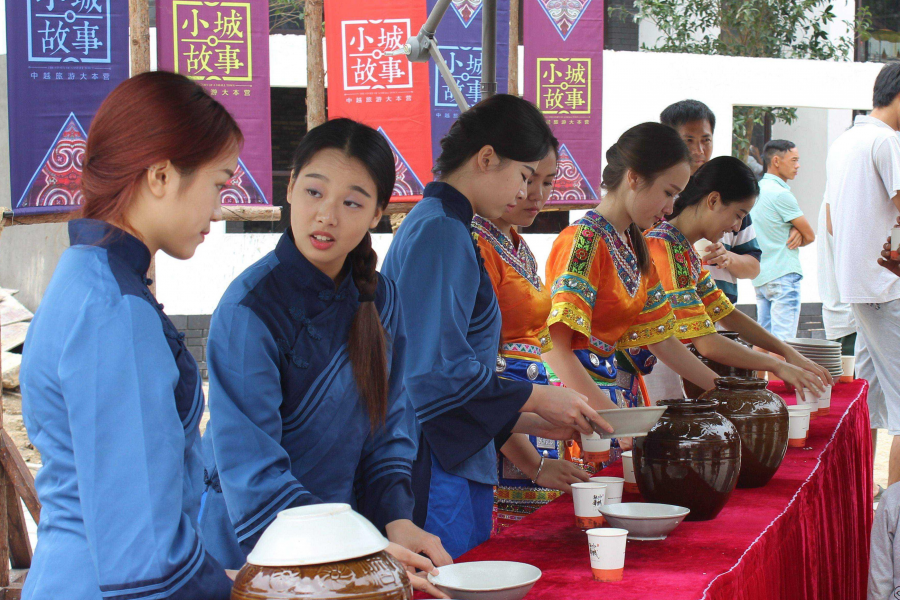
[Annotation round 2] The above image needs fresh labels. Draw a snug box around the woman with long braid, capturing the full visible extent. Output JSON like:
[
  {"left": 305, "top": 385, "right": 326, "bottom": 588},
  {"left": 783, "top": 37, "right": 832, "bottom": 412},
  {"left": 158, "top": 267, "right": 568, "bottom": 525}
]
[{"left": 199, "top": 119, "right": 451, "bottom": 597}]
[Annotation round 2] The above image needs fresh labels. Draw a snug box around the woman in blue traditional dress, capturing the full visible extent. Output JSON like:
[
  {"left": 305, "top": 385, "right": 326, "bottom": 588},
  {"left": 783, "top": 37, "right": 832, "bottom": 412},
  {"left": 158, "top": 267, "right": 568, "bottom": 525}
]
[
  {"left": 19, "top": 72, "right": 238, "bottom": 600},
  {"left": 382, "top": 94, "right": 609, "bottom": 559},
  {"left": 200, "top": 119, "right": 451, "bottom": 596}
]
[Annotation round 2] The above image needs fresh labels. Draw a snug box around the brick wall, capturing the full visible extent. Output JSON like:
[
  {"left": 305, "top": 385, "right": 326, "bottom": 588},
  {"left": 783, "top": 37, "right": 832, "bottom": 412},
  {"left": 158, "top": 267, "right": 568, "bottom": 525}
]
[
  {"left": 736, "top": 303, "right": 826, "bottom": 340},
  {"left": 604, "top": 0, "right": 639, "bottom": 52},
  {"left": 170, "top": 315, "right": 211, "bottom": 379}
]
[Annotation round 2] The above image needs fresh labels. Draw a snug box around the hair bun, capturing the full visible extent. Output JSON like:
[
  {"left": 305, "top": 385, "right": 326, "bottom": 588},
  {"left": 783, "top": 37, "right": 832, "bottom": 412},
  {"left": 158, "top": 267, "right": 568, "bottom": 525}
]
[{"left": 605, "top": 143, "right": 620, "bottom": 162}]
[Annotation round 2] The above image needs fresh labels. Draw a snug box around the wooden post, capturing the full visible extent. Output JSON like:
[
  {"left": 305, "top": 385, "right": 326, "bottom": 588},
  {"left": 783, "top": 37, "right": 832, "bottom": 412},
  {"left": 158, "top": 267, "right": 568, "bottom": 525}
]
[
  {"left": 306, "top": 0, "right": 326, "bottom": 129},
  {"left": 129, "top": 0, "right": 151, "bottom": 76},
  {"left": 508, "top": 0, "right": 519, "bottom": 96},
  {"left": 129, "top": 0, "right": 153, "bottom": 292}
]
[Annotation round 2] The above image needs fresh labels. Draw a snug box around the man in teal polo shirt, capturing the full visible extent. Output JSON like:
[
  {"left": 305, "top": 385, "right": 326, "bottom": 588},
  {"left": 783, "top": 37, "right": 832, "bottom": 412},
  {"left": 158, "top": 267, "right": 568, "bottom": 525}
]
[{"left": 751, "top": 140, "right": 815, "bottom": 340}]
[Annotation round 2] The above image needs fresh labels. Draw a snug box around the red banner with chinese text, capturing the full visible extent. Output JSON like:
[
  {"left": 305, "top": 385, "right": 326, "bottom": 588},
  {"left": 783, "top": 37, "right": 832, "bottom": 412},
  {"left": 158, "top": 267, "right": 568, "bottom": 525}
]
[{"left": 325, "top": 1, "right": 432, "bottom": 202}]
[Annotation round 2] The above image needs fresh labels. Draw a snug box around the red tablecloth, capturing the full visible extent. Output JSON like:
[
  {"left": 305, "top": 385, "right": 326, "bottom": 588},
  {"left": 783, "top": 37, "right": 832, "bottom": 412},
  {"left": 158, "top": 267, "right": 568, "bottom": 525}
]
[{"left": 459, "top": 381, "right": 873, "bottom": 600}]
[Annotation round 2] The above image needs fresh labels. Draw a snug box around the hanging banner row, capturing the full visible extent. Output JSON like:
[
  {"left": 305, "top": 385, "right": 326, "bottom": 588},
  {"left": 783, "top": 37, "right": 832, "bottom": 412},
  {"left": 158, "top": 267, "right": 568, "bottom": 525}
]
[
  {"left": 325, "top": 0, "right": 603, "bottom": 206},
  {"left": 6, "top": 0, "right": 273, "bottom": 216},
  {"left": 5, "top": 0, "right": 603, "bottom": 215}
]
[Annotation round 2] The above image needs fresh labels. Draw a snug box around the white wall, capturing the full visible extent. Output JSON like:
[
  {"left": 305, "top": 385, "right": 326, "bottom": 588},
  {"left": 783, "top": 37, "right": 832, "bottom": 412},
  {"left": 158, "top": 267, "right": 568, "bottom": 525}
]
[{"left": 156, "top": 49, "right": 886, "bottom": 314}]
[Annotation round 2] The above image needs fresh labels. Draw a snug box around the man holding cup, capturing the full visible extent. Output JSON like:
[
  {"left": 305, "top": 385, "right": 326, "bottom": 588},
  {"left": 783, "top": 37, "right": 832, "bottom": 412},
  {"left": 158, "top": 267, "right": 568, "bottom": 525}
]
[
  {"left": 829, "top": 62, "right": 900, "bottom": 488},
  {"left": 660, "top": 100, "right": 761, "bottom": 304}
]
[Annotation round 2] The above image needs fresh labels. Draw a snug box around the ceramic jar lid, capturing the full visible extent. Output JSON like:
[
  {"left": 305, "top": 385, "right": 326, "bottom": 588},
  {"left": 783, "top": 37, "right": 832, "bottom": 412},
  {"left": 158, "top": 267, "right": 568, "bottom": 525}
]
[{"left": 247, "top": 503, "right": 389, "bottom": 567}]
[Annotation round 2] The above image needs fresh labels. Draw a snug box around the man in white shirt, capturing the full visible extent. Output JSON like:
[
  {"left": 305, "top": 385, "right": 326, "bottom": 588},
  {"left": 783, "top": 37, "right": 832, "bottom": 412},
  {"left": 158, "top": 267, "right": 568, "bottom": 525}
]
[{"left": 829, "top": 62, "right": 900, "bottom": 487}]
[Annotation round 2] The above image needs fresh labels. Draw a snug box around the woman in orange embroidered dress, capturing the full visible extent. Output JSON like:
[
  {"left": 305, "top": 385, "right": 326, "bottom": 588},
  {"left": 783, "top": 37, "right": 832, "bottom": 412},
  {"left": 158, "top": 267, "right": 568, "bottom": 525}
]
[
  {"left": 543, "top": 123, "right": 720, "bottom": 465},
  {"left": 643, "top": 157, "right": 831, "bottom": 399},
  {"left": 473, "top": 146, "right": 590, "bottom": 532}
]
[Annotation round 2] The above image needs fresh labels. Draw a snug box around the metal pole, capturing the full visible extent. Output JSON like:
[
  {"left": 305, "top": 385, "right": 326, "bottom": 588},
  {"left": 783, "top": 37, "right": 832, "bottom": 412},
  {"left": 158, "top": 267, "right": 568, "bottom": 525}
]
[
  {"left": 423, "top": 0, "right": 455, "bottom": 37},
  {"left": 481, "top": 0, "right": 497, "bottom": 99}
]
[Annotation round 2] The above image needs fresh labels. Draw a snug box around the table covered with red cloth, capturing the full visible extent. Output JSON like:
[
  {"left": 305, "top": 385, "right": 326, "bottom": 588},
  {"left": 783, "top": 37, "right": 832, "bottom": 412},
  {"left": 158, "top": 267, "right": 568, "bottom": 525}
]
[{"left": 459, "top": 380, "right": 873, "bottom": 600}]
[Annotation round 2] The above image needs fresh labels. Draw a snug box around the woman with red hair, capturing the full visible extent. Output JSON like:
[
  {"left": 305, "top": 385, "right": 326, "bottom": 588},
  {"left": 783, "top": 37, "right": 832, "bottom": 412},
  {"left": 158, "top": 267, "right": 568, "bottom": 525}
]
[{"left": 19, "top": 71, "right": 239, "bottom": 600}]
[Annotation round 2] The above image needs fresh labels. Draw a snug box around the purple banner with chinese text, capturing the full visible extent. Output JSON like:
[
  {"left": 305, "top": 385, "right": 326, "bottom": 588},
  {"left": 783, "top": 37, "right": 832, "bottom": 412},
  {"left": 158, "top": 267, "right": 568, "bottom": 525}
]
[
  {"left": 6, "top": 0, "right": 129, "bottom": 215},
  {"left": 426, "top": 0, "right": 510, "bottom": 162},
  {"left": 524, "top": 0, "right": 602, "bottom": 207},
  {"left": 157, "top": 0, "right": 273, "bottom": 205}
]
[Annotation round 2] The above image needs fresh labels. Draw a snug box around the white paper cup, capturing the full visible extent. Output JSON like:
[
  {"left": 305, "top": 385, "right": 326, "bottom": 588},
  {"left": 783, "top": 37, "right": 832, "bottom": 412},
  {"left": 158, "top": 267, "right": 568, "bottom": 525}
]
[
  {"left": 587, "top": 527, "right": 628, "bottom": 582},
  {"left": 621, "top": 451, "right": 638, "bottom": 493},
  {"left": 590, "top": 476, "right": 625, "bottom": 505},
  {"left": 841, "top": 356, "right": 855, "bottom": 383},
  {"left": 693, "top": 238, "right": 713, "bottom": 264},
  {"left": 891, "top": 226, "right": 900, "bottom": 261},
  {"left": 817, "top": 385, "right": 832, "bottom": 416},
  {"left": 787, "top": 405, "right": 812, "bottom": 448},
  {"left": 580, "top": 432, "right": 611, "bottom": 464},
  {"left": 572, "top": 482, "right": 607, "bottom": 529},
  {"left": 796, "top": 388, "right": 819, "bottom": 418}
]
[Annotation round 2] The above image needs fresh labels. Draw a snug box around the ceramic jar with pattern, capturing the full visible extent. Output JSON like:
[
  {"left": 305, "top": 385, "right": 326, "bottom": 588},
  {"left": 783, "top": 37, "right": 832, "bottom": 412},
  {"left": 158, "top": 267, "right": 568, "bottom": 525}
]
[
  {"left": 700, "top": 377, "right": 789, "bottom": 489},
  {"left": 231, "top": 552, "right": 412, "bottom": 600},
  {"left": 634, "top": 399, "right": 740, "bottom": 521}
]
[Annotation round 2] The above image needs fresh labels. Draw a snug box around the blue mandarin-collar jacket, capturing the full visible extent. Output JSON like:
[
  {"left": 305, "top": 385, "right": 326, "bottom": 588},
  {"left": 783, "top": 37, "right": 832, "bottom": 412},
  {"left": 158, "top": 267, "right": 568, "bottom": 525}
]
[
  {"left": 200, "top": 229, "right": 417, "bottom": 568},
  {"left": 20, "top": 219, "right": 231, "bottom": 600}
]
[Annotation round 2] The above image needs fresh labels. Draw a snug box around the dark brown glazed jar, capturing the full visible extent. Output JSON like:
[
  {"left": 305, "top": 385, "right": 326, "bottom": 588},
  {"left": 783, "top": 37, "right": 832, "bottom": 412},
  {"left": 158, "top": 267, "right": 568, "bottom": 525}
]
[
  {"left": 700, "top": 377, "right": 789, "bottom": 489},
  {"left": 231, "top": 551, "right": 412, "bottom": 600},
  {"left": 683, "top": 333, "right": 757, "bottom": 398},
  {"left": 634, "top": 399, "right": 741, "bottom": 521}
]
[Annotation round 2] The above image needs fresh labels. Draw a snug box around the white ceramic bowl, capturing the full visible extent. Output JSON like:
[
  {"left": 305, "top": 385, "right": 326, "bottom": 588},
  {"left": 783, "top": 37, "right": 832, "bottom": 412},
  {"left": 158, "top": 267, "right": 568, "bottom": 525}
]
[
  {"left": 428, "top": 561, "right": 542, "bottom": 600},
  {"left": 592, "top": 406, "right": 667, "bottom": 439},
  {"left": 597, "top": 503, "right": 690, "bottom": 540},
  {"left": 247, "top": 503, "right": 388, "bottom": 566}
]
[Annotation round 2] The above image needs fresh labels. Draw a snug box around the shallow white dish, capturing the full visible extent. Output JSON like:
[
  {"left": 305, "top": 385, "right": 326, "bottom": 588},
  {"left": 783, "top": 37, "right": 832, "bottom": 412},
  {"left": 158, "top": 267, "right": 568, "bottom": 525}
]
[
  {"left": 786, "top": 338, "right": 841, "bottom": 348},
  {"left": 428, "top": 562, "right": 542, "bottom": 600},
  {"left": 247, "top": 503, "right": 388, "bottom": 567},
  {"left": 591, "top": 406, "right": 667, "bottom": 439},
  {"left": 597, "top": 502, "right": 690, "bottom": 540}
]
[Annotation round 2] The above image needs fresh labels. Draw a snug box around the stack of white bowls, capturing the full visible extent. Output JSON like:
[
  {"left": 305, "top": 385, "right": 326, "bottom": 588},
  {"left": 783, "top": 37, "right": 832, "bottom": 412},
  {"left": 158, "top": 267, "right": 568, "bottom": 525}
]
[{"left": 784, "top": 338, "right": 843, "bottom": 380}]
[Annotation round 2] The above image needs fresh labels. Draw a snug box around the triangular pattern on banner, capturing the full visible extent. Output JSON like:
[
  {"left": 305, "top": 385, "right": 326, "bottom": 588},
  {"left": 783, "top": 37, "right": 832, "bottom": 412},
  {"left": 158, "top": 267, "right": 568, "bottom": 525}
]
[
  {"left": 16, "top": 113, "right": 87, "bottom": 211},
  {"left": 536, "top": 0, "right": 593, "bottom": 41},
  {"left": 549, "top": 143, "right": 599, "bottom": 203},
  {"left": 221, "top": 158, "right": 269, "bottom": 205},
  {"left": 377, "top": 127, "right": 426, "bottom": 197},
  {"left": 451, "top": 0, "right": 483, "bottom": 28}
]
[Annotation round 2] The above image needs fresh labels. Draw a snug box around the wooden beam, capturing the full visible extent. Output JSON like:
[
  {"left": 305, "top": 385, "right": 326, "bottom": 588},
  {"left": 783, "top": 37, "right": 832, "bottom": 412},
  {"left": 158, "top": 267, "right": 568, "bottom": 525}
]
[
  {"left": 3, "top": 206, "right": 282, "bottom": 227},
  {"left": 306, "top": 0, "right": 326, "bottom": 129},
  {"left": 7, "top": 485, "right": 31, "bottom": 570},
  {"left": 129, "top": 0, "right": 151, "bottom": 76},
  {"left": 384, "top": 201, "right": 595, "bottom": 215},
  {"left": 0, "top": 432, "right": 40, "bottom": 525}
]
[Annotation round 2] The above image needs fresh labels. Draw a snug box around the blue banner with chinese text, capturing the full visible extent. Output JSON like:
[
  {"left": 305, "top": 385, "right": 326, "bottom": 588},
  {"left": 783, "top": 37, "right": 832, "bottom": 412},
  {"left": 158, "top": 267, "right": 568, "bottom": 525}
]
[
  {"left": 427, "top": 0, "right": 509, "bottom": 162},
  {"left": 6, "top": 0, "right": 130, "bottom": 215}
]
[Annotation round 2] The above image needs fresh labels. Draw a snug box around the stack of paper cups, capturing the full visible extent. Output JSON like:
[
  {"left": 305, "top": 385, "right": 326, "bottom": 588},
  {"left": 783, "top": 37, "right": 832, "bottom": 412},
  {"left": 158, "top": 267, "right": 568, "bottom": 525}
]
[
  {"left": 581, "top": 432, "right": 611, "bottom": 464},
  {"left": 572, "top": 482, "right": 607, "bottom": 529},
  {"left": 787, "top": 405, "right": 812, "bottom": 447},
  {"left": 587, "top": 528, "right": 628, "bottom": 582},
  {"left": 590, "top": 476, "right": 625, "bottom": 504},
  {"left": 622, "top": 451, "right": 638, "bottom": 493},
  {"left": 796, "top": 388, "right": 819, "bottom": 418},
  {"left": 817, "top": 385, "right": 832, "bottom": 416}
]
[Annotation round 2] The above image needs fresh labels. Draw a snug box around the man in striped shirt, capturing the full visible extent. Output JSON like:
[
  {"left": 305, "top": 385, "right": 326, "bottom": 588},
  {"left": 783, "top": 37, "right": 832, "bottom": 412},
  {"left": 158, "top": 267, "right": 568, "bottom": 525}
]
[{"left": 661, "top": 100, "right": 761, "bottom": 303}]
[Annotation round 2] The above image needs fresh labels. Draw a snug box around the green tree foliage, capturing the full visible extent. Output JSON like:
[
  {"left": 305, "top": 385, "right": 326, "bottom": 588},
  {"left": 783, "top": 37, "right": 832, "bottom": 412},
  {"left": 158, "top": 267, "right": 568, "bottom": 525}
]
[
  {"left": 270, "top": 0, "right": 305, "bottom": 32},
  {"left": 622, "top": 0, "right": 872, "bottom": 158}
]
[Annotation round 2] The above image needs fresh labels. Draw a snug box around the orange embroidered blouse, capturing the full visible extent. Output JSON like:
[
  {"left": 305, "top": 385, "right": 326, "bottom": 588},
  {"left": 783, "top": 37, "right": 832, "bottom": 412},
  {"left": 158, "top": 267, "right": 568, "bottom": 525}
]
[
  {"left": 472, "top": 216, "right": 552, "bottom": 362},
  {"left": 546, "top": 211, "right": 675, "bottom": 356},
  {"left": 644, "top": 221, "right": 735, "bottom": 340}
]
